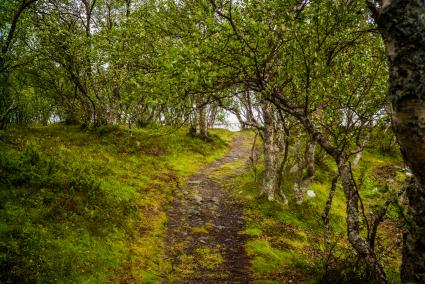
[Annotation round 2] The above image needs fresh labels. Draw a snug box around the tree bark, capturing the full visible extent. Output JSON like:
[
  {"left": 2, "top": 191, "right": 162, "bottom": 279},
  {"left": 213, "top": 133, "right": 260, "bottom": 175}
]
[
  {"left": 322, "top": 174, "right": 339, "bottom": 256},
  {"left": 249, "top": 132, "right": 259, "bottom": 182},
  {"left": 296, "top": 139, "right": 316, "bottom": 204},
  {"left": 0, "top": 100, "right": 17, "bottom": 130},
  {"left": 196, "top": 104, "right": 208, "bottom": 138},
  {"left": 322, "top": 173, "right": 339, "bottom": 278},
  {"left": 338, "top": 160, "right": 388, "bottom": 284},
  {"left": 401, "top": 179, "right": 425, "bottom": 283},
  {"left": 305, "top": 140, "right": 316, "bottom": 177},
  {"left": 293, "top": 140, "right": 305, "bottom": 204},
  {"left": 276, "top": 123, "right": 290, "bottom": 204},
  {"left": 262, "top": 101, "right": 277, "bottom": 201},
  {"left": 370, "top": 1, "right": 425, "bottom": 282}
]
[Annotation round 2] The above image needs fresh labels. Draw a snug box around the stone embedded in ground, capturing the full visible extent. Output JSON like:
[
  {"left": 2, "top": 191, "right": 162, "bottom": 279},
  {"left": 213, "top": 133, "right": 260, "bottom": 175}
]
[
  {"left": 193, "top": 195, "right": 203, "bottom": 204},
  {"left": 188, "top": 209, "right": 201, "bottom": 215},
  {"left": 165, "top": 134, "right": 252, "bottom": 283},
  {"left": 307, "top": 190, "right": 316, "bottom": 198}
]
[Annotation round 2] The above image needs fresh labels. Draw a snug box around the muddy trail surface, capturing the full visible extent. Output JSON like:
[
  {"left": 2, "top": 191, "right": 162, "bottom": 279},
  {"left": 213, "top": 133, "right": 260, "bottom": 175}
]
[{"left": 165, "top": 133, "right": 253, "bottom": 283}]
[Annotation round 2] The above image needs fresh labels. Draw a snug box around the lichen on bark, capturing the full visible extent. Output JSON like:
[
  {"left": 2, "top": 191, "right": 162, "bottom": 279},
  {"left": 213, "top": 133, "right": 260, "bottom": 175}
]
[{"left": 371, "top": 0, "right": 425, "bottom": 282}]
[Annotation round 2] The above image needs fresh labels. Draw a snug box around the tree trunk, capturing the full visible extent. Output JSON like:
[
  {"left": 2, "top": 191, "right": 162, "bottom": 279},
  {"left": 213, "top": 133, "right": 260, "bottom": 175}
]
[
  {"left": 262, "top": 101, "right": 277, "bottom": 201},
  {"left": 352, "top": 151, "right": 363, "bottom": 168},
  {"left": 196, "top": 104, "right": 208, "bottom": 138},
  {"left": 207, "top": 104, "right": 218, "bottom": 129},
  {"left": 249, "top": 132, "right": 259, "bottom": 182},
  {"left": 352, "top": 133, "right": 370, "bottom": 167},
  {"left": 292, "top": 140, "right": 304, "bottom": 204},
  {"left": 338, "top": 160, "right": 388, "bottom": 284},
  {"left": 370, "top": 1, "right": 425, "bottom": 282},
  {"left": 305, "top": 139, "right": 316, "bottom": 177},
  {"left": 322, "top": 174, "right": 339, "bottom": 256},
  {"left": 0, "top": 99, "right": 17, "bottom": 130},
  {"left": 276, "top": 123, "right": 289, "bottom": 205},
  {"left": 296, "top": 139, "right": 316, "bottom": 204},
  {"left": 235, "top": 111, "right": 247, "bottom": 130},
  {"left": 401, "top": 179, "right": 425, "bottom": 283},
  {"left": 322, "top": 173, "right": 339, "bottom": 278}
]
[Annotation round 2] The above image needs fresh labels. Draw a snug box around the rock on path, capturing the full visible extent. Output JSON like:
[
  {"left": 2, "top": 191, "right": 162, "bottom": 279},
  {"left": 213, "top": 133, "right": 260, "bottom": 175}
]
[{"left": 165, "top": 134, "right": 253, "bottom": 283}]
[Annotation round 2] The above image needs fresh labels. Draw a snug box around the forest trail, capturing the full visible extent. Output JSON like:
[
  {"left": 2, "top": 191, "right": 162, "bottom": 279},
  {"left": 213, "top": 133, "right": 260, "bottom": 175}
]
[{"left": 165, "top": 133, "right": 253, "bottom": 283}]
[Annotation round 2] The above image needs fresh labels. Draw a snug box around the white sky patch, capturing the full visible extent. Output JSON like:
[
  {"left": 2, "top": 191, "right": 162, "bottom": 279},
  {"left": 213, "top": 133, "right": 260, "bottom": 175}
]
[{"left": 214, "top": 110, "right": 241, "bottom": 131}]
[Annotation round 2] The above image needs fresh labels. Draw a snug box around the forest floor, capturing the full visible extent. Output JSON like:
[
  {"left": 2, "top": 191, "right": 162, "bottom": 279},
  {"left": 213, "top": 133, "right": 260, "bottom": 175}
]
[
  {"left": 165, "top": 133, "right": 253, "bottom": 283},
  {"left": 0, "top": 126, "right": 405, "bottom": 283}
]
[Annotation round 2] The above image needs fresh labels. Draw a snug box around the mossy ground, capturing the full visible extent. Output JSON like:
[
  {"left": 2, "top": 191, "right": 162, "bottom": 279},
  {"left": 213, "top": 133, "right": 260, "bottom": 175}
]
[
  {"left": 0, "top": 125, "right": 405, "bottom": 283},
  {"left": 224, "top": 137, "right": 405, "bottom": 283},
  {"left": 0, "top": 124, "right": 236, "bottom": 283}
]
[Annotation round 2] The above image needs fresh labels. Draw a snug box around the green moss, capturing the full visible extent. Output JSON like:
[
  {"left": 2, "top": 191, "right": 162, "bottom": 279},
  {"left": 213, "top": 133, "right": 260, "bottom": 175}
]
[
  {"left": 247, "top": 239, "right": 291, "bottom": 263},
  {"left": 241, "top": 227, "right": 262, "bottom": 237},
  {"left": 194, "top": 246, "right": 224, "bottom": 270},
  {"left": 0, "top": 125, "right": 404, "bottom": 283},
  {"left": 223, "top": 143, "right": 403, "bottom": 283},
  {"left": 192, "top": 226, "right": 209, "bottom": 234},
  {"left": 0, "top": 125, "right": 234, "bottom": 283},
  {"left": 252, "top": 256, "right": 279, "bottom": 273},
  {"left": 141, "top": 271, "right": 161, "bottom": 284}
]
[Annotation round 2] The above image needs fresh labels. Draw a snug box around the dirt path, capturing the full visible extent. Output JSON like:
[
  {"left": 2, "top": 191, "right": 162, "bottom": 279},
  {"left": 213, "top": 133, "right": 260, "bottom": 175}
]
[{"left": 165, "top": 133, "right": 253, "bottom": 283}]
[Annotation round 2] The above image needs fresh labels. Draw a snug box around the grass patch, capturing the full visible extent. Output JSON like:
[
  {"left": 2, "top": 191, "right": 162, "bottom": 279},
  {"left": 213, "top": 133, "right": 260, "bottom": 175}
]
[
  {"left": 0, "top": 124, "right": 236, "bottom": 283},
  {"left": 194, "top": 246, "right": 224, "bottom": 270},
  {"left": 225, "top": 143, "right": 404, "bottom": 283}
]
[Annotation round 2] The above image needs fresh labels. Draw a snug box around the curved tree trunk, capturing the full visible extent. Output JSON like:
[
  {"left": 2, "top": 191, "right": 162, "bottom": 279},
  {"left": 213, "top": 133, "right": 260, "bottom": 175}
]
[
  {"left": 338, "top": 161, "right": 388, "bottom": 284},
  {"left": 370, "top": 1, "right": 425, "bottom": 282}
]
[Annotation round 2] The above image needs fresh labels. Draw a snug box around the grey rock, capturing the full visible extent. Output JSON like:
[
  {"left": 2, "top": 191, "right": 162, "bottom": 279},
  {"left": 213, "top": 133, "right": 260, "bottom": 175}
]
[
  {"left": 193, "top": 195, "right": 203, "bottom": 204},
  {"left": 188, "top": 209, "right": 201, "bottom": 215}
]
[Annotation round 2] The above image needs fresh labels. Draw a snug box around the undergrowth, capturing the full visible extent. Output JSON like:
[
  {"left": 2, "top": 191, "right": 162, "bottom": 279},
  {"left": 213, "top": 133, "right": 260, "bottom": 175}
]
[
  {"left": 0, "top": 124, "right": 235, "bottom": 283},
  {"left": 227, "top": 142, "right": 404, "bottom": 283},
  {"left": 0, "top": 124, "right": 405, "bottom": 283}
]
